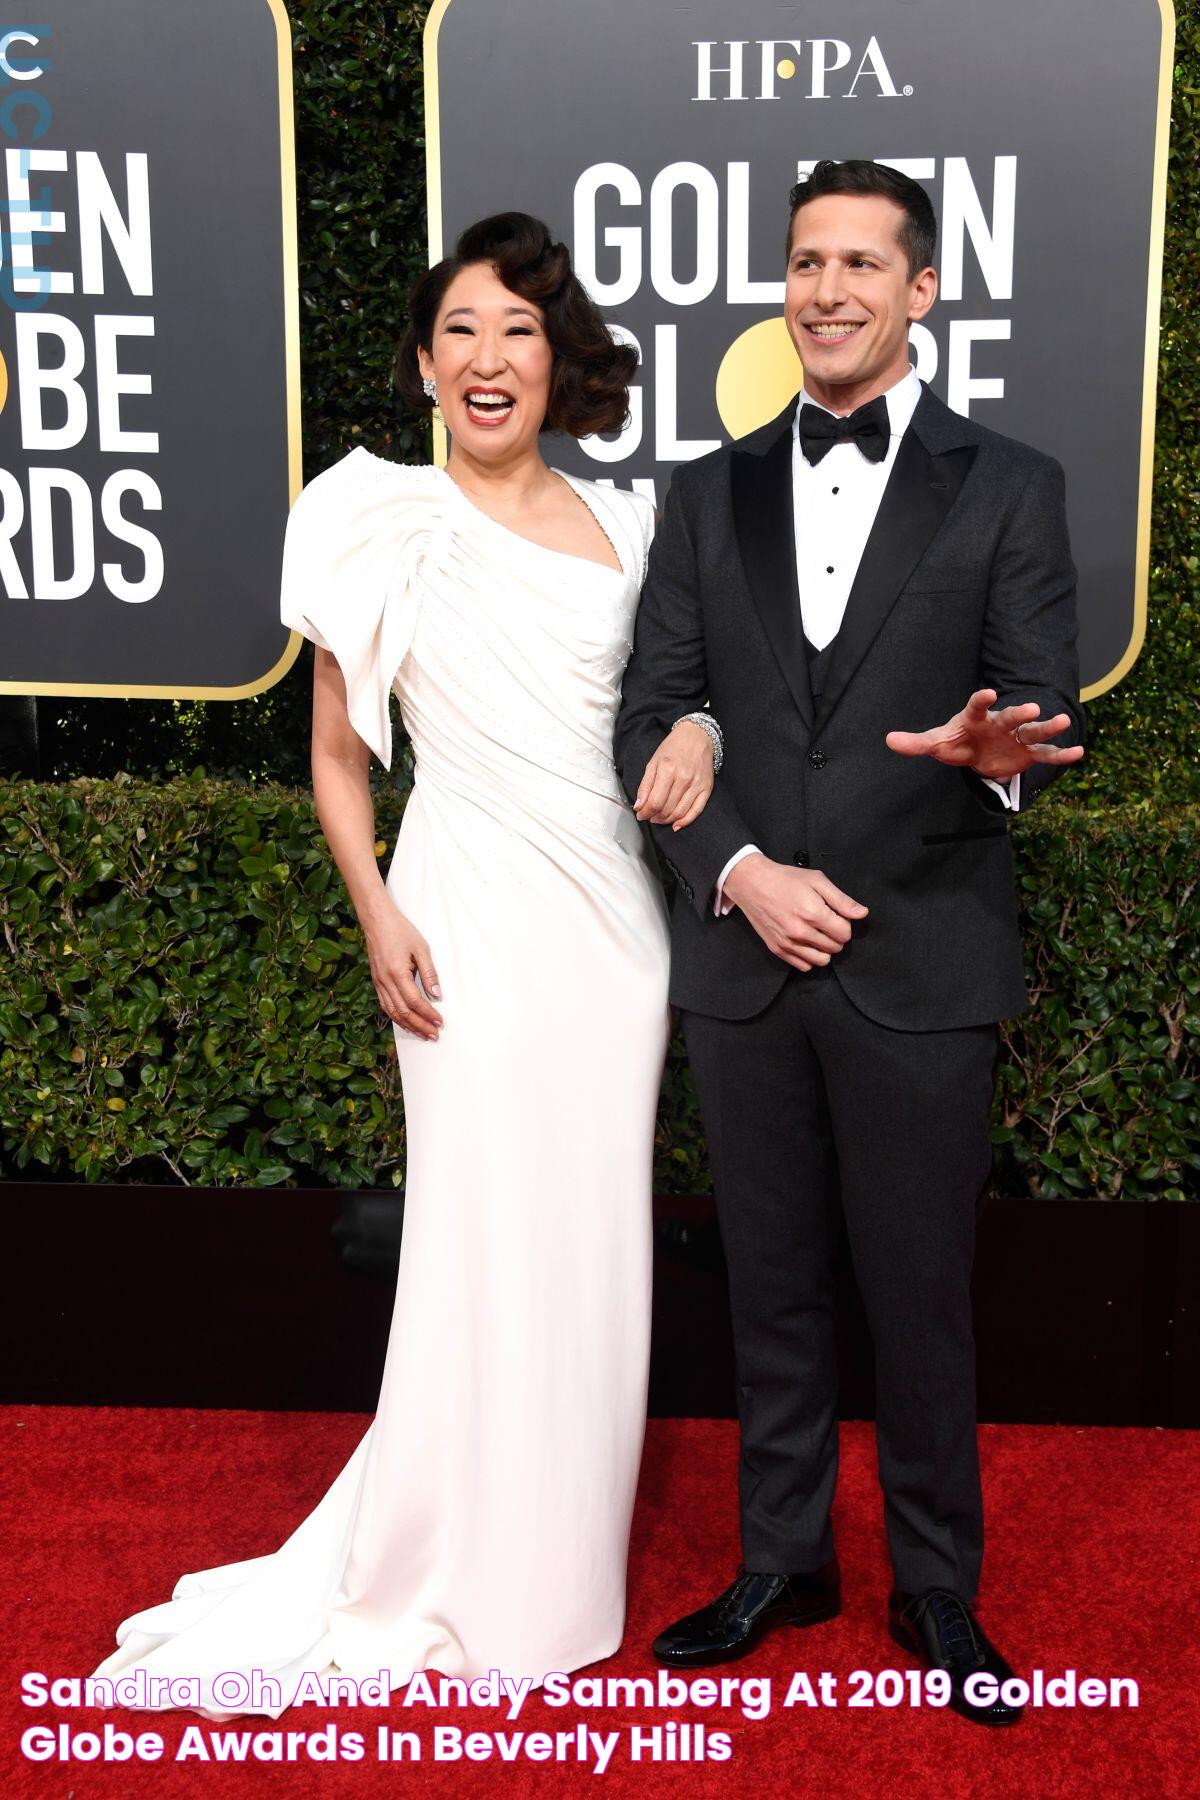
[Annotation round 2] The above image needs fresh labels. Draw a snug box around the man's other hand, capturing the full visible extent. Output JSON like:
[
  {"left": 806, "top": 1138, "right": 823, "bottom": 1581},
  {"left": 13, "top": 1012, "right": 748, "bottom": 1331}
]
[
  {"left": 723, "top": 854, "right": 869, "bottom": 971},
  {"left": 885, "top": 688, "right": 1085, "bottom": 781}
]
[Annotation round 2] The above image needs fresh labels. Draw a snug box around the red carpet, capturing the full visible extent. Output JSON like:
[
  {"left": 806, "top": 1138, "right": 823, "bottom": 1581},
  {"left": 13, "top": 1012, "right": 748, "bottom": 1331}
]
[{"left": 3, "top": 1408, "right": 1197, "bottom": 1797}]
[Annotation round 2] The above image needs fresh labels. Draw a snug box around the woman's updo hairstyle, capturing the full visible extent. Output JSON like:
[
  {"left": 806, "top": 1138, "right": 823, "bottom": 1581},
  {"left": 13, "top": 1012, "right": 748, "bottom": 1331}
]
[{"left": 393, "top": 211, "right": 637, "bottom": 438}]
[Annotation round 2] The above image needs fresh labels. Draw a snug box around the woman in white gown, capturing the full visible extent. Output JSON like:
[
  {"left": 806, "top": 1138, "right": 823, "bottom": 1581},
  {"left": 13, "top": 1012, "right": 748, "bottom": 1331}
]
[{"left": 89, "top": 214, "right": 718, "bottom": 1721}]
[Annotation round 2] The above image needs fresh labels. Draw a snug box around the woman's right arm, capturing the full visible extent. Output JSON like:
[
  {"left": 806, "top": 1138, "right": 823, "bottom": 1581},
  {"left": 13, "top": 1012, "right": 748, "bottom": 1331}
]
[{"left": 310, "top": 646, "right": 443, "bottom": 1041}]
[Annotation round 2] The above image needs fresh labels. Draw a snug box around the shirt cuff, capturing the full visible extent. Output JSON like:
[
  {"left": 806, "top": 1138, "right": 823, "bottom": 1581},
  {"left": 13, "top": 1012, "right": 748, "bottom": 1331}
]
[
  {"left": 980, "top": 771, "right": 1021, "bottom": 811},
  {"left": 714, "top": 844, "right": 762, "bottom": 916}
]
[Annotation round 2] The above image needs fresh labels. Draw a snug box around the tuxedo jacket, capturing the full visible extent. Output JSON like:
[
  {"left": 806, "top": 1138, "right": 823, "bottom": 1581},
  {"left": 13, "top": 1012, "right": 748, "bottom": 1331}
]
[{"left": 613, "top": 384, "right": 1085, "bottom": 1030}]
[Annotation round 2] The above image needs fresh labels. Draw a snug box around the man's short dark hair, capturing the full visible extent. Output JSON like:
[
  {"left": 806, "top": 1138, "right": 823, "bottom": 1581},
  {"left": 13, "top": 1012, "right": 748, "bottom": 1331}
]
[{"left": 786, "top": 159, "right": 937, "bottom": 280}]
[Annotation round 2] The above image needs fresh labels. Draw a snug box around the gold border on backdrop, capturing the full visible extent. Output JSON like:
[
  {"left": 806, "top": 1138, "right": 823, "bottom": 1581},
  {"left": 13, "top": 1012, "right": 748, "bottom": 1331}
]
[
  {"left": 1, "top": 0, "right": 304, "bottom": 701},
  {"left": 1081, "top": 0, "right": 1175, "bottom": 702},
  {"left": 421, "top": 0, "right": 1176, "bottom": 704},
  {"left": 425, "top": 0, "right": 454, "bottom": 469}
]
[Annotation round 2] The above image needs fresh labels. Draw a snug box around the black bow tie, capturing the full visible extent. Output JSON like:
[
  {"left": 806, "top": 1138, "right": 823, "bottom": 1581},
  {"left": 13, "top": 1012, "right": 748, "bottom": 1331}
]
[{"left": 797, "top": 395, "right": 890, "bottom": 466}]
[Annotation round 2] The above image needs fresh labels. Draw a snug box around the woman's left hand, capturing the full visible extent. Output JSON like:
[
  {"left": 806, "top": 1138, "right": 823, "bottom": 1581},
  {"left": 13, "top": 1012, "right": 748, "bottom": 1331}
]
[{"left": 634, "top": 720, "right": 714, "bottom": 830}]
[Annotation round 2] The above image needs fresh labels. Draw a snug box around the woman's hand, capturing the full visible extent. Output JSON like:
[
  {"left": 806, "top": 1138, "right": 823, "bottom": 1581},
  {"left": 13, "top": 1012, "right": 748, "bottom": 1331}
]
[
  {"left": 363, "top": 903, "right": 443, "bottom": 1041},
  {"left": 633, "top": 719, "right": 715, "bottom": 831}
]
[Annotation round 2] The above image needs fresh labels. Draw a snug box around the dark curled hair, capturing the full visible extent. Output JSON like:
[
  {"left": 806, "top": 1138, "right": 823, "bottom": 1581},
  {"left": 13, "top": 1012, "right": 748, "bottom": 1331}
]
[
  {"left": 786, "top": 159, "right": 937, "bottom": 280},
  {"left": 393, "top": 211, "right": 637, "bottom": 437}
]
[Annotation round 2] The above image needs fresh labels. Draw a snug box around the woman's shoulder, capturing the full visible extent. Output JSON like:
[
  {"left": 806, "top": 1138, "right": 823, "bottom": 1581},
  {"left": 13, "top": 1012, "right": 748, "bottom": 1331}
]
[
  {"left": 619, "top": 484, "right": 657, "bottom": 532},
  {"left": 279, "top": 451, "right": 445, "bottom": 770},
  {"left": 562, "top": 470, "right": 651, "bottom": 516},
  {"left": 562, "top": 472, "right": 655, "bottom": 547},
  {"left": 562, "top": 474, "right": 656, "bottom": 584},
  {"left": 295, "top": 446, "right": 447, "bottom": 514}
]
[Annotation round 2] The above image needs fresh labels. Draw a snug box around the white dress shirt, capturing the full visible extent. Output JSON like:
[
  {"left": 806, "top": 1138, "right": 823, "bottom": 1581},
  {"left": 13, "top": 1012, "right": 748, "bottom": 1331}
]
[{"left": 713, "top": 368, "right": 1019, "bottom": 916}]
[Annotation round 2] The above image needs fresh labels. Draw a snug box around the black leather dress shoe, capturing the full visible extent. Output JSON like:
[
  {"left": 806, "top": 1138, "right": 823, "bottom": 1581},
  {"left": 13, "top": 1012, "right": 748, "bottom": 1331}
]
[
  {"left": 652, "top": 1562, "right": 841, "bottom": 1667},
  {"left": 888, "top": 1587, "right": 1023, "bottom": 1726}
]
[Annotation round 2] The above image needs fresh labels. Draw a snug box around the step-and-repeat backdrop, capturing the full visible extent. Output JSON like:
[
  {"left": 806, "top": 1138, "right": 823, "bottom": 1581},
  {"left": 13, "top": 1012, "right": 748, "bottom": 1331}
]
[
  {"left": 0, "top": 1, "right": 1172, "bottom": 704},
  {"left": 0, "top": 0, "right": 299, "bottom": 701},
  {"left": 426, "top": 0, "right": 1172, "bottom": 698}
]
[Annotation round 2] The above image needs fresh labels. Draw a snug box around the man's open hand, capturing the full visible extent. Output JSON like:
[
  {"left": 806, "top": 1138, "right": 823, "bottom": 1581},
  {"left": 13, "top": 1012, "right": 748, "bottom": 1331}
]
[
  {"left": 723, "top": 854, "right": 868, "bottom": 971},
  {"left": 885, "top": 688, "right": 1084, "bottom": 781}
]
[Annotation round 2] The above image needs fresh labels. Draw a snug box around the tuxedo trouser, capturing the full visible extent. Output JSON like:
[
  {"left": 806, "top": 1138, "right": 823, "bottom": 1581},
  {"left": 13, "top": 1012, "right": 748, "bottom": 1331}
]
[{"left": 679, "top": 964, "right": 999, "bottom": 1602}]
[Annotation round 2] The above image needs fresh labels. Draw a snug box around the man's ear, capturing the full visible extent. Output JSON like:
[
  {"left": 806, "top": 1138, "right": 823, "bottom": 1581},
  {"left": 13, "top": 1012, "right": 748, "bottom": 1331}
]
[{"left": 908, "top": 264, "right": 938, "bottom": 325}]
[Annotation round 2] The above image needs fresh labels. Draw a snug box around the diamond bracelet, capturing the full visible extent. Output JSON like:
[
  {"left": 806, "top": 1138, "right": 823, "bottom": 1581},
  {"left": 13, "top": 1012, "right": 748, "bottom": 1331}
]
[{"left": 673, "top": 711, "right": 724, "bottom": 774}]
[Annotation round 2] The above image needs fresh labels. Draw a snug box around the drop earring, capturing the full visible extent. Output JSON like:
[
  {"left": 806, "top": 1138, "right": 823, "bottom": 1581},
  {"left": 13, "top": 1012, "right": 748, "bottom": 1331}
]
[{"left": 422, "top": 375, "right": 438, "bottom": 404}]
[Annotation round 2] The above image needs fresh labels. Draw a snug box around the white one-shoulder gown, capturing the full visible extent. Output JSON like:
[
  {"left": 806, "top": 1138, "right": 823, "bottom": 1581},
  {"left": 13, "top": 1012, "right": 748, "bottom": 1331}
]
[{"left": 89, "top": 452, "right": 672, "bottom": 1720}]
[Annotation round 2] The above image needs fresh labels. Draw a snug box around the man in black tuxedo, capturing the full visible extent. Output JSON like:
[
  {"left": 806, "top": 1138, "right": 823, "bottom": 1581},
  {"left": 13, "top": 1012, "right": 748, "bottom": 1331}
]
[{"left": 613, "top": 160, "right": 1084, "bottom": 1727}]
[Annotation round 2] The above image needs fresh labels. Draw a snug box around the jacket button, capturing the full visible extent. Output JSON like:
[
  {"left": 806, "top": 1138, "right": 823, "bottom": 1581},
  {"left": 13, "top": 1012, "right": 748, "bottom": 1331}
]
[
  {"left": 793, "top": 851, "right": 810, "bottom": 867},
  {"left": 807, "top": 748, "right": 827, "bottom": 770}
]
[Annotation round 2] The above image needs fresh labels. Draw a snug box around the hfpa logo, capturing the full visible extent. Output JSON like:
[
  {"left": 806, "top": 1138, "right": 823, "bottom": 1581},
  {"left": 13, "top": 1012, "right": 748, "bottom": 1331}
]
[{"left": 693, "top": 38, "right": 911, "bottom": 102}]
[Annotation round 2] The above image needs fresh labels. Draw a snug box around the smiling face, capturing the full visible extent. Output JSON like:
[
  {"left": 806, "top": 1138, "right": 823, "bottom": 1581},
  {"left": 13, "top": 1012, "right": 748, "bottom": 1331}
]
[
  {"left": 416, "top": 261, "right": 554, "bottom": 461},
  {"left": 784, "top": 192, "right": 937, "bottom": 412}
]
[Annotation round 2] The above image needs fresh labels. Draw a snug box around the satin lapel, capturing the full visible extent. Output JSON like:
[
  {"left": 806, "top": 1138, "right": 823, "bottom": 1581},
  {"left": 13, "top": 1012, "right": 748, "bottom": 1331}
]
[
  {"left": 814, "top": 433, "right": 977, "bottom": 734},
  {"left": 731, "top": 426, "right": 814, "bottom": 731}
]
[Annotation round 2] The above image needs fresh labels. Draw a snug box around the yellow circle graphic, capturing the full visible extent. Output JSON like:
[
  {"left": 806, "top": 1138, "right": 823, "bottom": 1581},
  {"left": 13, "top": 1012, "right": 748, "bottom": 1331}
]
[
  {"left": 0, "top": 349, "right": 7, "bottom": 415},
  {"left": 776, "top": 58, "right": 796, "bottom": 79},
  {"left": 715, "top": 317, "right": 803, "bottom": 440}
]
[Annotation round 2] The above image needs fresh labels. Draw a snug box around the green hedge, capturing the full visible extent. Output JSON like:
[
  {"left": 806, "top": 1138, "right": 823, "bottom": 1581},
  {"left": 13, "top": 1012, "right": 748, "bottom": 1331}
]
[
  {"left": 37, "top": 1, "right": 1200, "bottom": 808},
  {"left": 2, "top": 780, "right": 1196, "bottom": 1199}
]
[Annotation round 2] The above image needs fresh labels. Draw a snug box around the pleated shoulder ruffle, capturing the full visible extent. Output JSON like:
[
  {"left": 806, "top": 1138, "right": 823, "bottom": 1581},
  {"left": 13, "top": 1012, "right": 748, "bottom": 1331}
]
[{"left": 279, "top": 449, "right": 453, "bottom": 769}]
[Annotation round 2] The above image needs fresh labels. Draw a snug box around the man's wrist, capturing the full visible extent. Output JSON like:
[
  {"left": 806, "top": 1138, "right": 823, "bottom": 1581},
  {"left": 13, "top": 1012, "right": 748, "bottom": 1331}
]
[
  {"left": 970, "top": 766, "right": 1022, "bottom": 809},
  {"left": 722, "top": 849, "right": 768, "bottom": 906}
]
